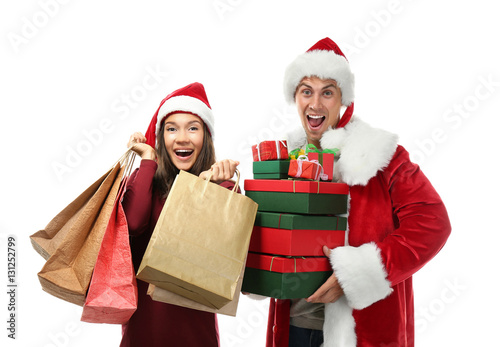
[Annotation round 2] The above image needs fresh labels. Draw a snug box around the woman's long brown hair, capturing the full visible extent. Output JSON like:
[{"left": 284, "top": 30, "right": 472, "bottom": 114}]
[{"left": 153, "top": 120, "right": 216, "bottom": 198}]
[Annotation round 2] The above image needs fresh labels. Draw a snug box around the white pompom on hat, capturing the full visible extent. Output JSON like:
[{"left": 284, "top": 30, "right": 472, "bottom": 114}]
[
  {"left": 145, "top": 82, "right": 215, "bottom": 148},
  {"left": 284, "top": 38, "right": 355, "bottom": 128}
]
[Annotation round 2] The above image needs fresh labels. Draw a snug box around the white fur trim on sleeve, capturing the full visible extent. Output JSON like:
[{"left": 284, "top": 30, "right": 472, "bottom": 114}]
[
  {"left": 330, "top": 242, "right": 393, "bottom": 310},
  {"left": 323, "top": 297, "right": 356, "bottom": 347}
]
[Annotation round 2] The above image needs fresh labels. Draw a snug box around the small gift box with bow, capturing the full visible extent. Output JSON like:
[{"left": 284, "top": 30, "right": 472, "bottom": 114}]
[
  {"left": 305, "top": 144, "right": 339, "bottom": 181},
  {"left": 252, "top": 140, "right": 288, "bottom": 162},
  {"left": 288, "top": 155, "right": 324, "bottom": 181}
]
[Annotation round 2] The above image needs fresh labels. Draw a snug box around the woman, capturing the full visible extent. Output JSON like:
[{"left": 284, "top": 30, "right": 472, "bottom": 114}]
[{"left": 120, "top": 82, "right": 238, "bottom": 347}]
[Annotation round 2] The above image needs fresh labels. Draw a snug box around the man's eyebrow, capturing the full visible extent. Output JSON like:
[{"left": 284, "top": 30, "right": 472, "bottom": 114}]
[
  {"left": 297, "top": 82, "right": 338, "bottom": 90},
  {"left": 322, "top": 83, "right": 338, "bottom": 90}
]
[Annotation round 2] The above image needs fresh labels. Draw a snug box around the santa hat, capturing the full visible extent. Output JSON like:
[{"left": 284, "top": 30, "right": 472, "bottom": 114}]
[
  {"left": 283, "top": 37, "right": 355, "bottom": 128},
  {"left": 144, "top": 82, "right": 215, "bottom": 148}
]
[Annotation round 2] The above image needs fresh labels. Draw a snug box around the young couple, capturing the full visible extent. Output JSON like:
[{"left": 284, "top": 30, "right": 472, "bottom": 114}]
[{"left": 120, "top": 38, "right": 451, "bottom": 347}]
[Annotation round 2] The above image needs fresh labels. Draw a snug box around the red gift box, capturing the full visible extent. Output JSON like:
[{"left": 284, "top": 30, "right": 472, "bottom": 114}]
[
  {"left": 307, "top": 152, "right": 334, "bottom": 181},
  {"left": 252, "top": 141, "right": 288, "bottom": 162},
  {"left": 249, "top": 226, "right": 345, "bottom": 256},
  {"left": 244, "top": 179, "right": 348, "bottom": 194},
  {"left": 246, "top": 252, "right": 331, "bottom": 273},
  {"left": 288, "top": 157, "right": 323, "bottom": 180}
]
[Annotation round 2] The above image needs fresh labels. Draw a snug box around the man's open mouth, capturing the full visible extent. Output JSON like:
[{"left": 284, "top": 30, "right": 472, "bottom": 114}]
[{"left": 307, "top": 115, "right": 325, "bottom": 129}]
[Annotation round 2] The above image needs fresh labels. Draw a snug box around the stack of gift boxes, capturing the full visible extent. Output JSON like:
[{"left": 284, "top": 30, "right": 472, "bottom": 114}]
[{"left": 242, "top": 140, "right": 348, "bottom": 299}]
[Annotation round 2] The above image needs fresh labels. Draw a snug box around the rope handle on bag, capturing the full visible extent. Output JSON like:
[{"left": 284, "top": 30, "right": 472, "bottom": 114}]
[
  {"left": 204, "top": 168, "right": 240, "bottom": 193},
  {"left": 110, "top": 147, "right": 137, "bottom": 180},
  {"left": 118, "top": 148, "right": 137, "bottom": 173}
]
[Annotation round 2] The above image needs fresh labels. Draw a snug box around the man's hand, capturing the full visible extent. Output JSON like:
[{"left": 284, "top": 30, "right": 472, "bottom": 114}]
[{"left": 306, "top": 246, "right": 344, "bottom": 304}]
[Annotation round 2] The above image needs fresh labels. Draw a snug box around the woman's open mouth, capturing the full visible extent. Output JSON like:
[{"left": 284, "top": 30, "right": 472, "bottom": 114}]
[
  {"left": 174, "top": 149, "right": 194, "bottom": 160},
  {"left": 307, "top": 114, "right": 325, "bottom": 130}
]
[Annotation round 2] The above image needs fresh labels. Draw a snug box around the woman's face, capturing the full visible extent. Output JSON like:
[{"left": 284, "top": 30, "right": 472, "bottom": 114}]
[{"left": 163, "top": 112, "right": 205, "bottom": 171}]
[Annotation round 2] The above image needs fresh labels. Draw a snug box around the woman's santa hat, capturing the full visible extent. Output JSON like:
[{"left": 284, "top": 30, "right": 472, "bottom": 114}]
[
  {"left": 144, "top": 82, "right": 215, "bottom": 148},
  {"left": 283, "top": 37, "right": 355, "bottom": 128}
]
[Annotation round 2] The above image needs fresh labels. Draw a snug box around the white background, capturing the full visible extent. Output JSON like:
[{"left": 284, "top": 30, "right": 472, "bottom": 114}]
[{"left": 1, "top": 0, "right": 499, "bottom": 346}]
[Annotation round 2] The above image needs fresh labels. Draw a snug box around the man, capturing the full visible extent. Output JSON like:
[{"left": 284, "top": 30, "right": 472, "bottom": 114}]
[{"left": 266, "top": 38, "right": 451, "bottom": 347}]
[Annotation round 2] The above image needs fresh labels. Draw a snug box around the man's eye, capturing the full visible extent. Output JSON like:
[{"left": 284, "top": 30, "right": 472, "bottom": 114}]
[{"left": 302, "top": 89, "right": 311, "bottom": 95}]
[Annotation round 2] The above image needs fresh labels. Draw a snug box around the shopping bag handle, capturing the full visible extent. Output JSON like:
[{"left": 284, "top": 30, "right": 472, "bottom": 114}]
[{"left": 205, "top": 168, "right": 240, "bottom": 193}]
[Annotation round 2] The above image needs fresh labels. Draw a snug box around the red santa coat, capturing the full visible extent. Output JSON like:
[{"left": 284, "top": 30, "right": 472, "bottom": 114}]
[{"left": 267, "top": 117, "right": 451, "bottom": 347}]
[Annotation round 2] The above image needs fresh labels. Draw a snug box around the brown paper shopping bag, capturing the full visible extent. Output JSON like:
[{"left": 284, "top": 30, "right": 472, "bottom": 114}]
[
  {"left": 30, "top": 168, "right": 114, "bottom": 260},
  {"left": 36, "top": 149, "right": 134, "bottom": 306},
  {"left": 146, "top": 255, "right": 246, "bottom": 317},
  {"left": 137, "top": 170, "right": 258, "bottom": 310}
]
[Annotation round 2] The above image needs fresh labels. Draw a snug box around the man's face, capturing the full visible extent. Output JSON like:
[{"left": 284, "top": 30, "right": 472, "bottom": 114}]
[{"left": 295, "top": 76, "right": 343, "bottom": 147}]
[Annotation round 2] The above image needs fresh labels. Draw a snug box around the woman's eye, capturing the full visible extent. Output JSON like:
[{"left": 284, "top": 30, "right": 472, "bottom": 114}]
[
  {"left": 189, "top": 126, "right": 199, "bottom": 131},
  {"left": 166, "top": 127, "right": 176, "bottom": 132}
]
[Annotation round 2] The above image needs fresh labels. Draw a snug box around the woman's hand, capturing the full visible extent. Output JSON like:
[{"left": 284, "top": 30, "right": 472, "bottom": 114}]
[
  {"left": 306, "top": 246, "right": 345, "bottom": 304},
  {"left": 127, "top": 132, "right": 156, "bottom": 160},
  {"left": 199, "top": 159, "right": 240, "bottom": 183}
]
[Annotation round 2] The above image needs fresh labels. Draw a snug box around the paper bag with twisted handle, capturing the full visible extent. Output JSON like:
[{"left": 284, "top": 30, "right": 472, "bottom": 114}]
[
  {"left": 137, "top": 170, "right": 258, "bottom": 309},
  {"left": 35, "top": 149, "right": 134, "bottom": 306}
]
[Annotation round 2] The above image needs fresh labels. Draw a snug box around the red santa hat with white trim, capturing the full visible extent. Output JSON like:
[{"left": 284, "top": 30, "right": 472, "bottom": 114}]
[
  {"left": 144, "top": 82, "right": 215, "bottom": 148},
  {"left": 283, "top": 37, "right": 355, "bottom": 128}
]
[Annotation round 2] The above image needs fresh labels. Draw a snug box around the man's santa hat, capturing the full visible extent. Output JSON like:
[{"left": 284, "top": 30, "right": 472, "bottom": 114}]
[
  {"left": 144, "top": 82, "right": 215, "bottom": 148},
  {"left": 283, "top": 37, "right": 355, "bottom": 128}
]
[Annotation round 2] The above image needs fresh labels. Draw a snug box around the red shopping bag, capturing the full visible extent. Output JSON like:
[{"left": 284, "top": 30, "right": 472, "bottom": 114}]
[{"left": 81, "top": 161, "right": 138, "bottom": 324}]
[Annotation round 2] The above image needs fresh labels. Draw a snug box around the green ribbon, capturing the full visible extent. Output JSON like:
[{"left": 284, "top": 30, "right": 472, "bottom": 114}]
[
  {"left": 304, "top": 144, "right": 338, "bottom": 167},
  {"left": 305, "top": 144, "right": 339, "bottom": 155}
]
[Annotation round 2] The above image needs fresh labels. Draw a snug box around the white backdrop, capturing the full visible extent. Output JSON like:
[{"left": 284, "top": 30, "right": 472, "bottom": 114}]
[{"left": 1, "top": 1, "right": 499, "bottom": 346}]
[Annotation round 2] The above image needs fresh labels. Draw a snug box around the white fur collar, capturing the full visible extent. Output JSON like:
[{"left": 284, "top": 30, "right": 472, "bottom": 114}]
[{"left": 285, "top": 116, "right": 399, "bottom": 186}]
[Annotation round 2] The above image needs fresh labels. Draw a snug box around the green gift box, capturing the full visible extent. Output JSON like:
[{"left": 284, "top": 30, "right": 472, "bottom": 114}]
[
  {"left": 242, "top": 267, "right": 332, "bottom": 299},
  {"left": 255, "top": 211, "right": 347, "bottom": 231},
  {"left": 245, "top": 191, "right": 347, "bottom": 215},
  {"left": 244, "top": 179, "right": 348, "bottom": 215},
  {"left": 242, "top": 253, "right": 333, "bottom": 299},
  {"left": 253, "top": 160, "right": 290, "bottom": 179}
]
